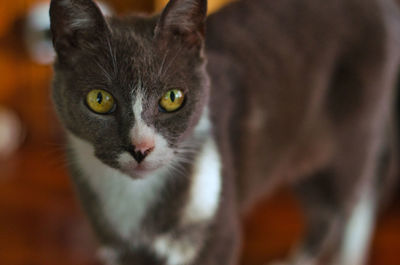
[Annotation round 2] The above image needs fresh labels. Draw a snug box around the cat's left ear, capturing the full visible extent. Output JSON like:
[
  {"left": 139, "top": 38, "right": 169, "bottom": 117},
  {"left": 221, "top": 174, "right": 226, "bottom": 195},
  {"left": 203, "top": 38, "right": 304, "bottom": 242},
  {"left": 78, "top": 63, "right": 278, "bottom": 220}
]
[
  {"left": 155, "top": 0, "right": 207, "bottom": 50},
  {"left": 50, "top": 0, "right": 110, "bottom": 61}
]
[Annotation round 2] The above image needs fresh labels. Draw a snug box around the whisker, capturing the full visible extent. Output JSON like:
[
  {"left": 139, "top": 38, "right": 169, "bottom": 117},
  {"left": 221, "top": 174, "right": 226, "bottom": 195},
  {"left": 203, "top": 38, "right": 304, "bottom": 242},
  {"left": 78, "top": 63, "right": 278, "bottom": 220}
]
[
  {"left": 158, "top": 50, "right": 169, "bottom": 77},
  {"left": 107, "top": 37, "right": 118, "bottom": 75},
  {"left": 95, "top": 60, "right": 112, "bottom": 82}
]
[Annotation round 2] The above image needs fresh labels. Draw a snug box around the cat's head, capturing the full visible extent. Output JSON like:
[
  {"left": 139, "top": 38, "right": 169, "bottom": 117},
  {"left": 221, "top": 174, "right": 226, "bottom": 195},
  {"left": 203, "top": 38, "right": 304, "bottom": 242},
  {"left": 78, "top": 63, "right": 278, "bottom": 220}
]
[{"left": 50, "top": 0, "right": 210, "bottom": 178}]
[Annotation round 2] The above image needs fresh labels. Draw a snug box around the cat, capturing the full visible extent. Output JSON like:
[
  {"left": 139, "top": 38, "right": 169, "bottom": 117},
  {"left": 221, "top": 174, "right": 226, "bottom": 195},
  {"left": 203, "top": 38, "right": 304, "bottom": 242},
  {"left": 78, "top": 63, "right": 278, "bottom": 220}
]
[{"left": 49, "top": 0, "right": 400, "bottom": 264}]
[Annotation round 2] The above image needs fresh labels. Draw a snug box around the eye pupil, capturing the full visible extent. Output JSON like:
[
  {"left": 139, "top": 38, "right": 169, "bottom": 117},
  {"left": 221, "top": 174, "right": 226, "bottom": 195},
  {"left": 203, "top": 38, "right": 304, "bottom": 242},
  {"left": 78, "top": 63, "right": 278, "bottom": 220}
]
[
  {"left": 86, "top": 89, "right": 115, "bottom": 114},
  {"left": 97, "top": 92, "right": 103, "bottom": 104},
  {"left": 159, "top": 89, "right": 184, "bottom": 112},
  {"left": 170, "top": 91, "right": 176, "bottom": 102}
]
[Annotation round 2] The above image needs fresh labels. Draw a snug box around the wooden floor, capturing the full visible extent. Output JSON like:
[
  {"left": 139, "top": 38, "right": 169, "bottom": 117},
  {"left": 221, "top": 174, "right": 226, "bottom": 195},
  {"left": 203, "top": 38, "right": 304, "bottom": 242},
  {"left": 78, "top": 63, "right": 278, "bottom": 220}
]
[{"left": 0, "top": 139, "right": 400, "bottom": 265}]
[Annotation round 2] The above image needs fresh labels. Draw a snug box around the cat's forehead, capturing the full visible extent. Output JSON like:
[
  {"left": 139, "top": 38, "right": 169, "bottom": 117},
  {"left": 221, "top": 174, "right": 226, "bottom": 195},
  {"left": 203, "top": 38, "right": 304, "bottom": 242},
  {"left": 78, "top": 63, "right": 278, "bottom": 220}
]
[
  {"left": 105, "top": 17, "right": 170, "bottom": 79},
  {"left": 100, "top": 17, "right": 193, "bottom": 92},
  {"left": 107, "top": 16, "right": 158, "bottom": 53}
]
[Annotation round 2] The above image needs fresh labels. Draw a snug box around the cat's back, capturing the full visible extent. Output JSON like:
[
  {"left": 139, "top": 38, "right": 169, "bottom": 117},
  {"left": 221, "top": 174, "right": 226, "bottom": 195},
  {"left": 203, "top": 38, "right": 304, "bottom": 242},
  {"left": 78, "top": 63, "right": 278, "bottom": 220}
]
[
  {"left": 206, "top": 0, "right": 385, "bottom": 52},
  {"left": 206, "top": 0, "right": 388, "bottom": 94},
  {"left": 205, "top": 0, "right": 399, "bottom": 205}
]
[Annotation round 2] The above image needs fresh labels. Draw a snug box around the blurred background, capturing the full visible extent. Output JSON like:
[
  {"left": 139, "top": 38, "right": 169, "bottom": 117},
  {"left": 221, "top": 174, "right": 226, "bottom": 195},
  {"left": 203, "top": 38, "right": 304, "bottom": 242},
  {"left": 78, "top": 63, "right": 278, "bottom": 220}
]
[{"left": 0, "top": 0, "right": 399, "bottom": 264}]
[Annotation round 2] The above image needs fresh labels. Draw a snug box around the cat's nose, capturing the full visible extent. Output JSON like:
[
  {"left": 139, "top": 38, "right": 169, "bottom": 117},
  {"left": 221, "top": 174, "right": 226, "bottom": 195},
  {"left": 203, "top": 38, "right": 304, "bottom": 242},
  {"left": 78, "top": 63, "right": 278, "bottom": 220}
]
[{"left": 130, "top": 140, "right": 155, "bottom": 164}]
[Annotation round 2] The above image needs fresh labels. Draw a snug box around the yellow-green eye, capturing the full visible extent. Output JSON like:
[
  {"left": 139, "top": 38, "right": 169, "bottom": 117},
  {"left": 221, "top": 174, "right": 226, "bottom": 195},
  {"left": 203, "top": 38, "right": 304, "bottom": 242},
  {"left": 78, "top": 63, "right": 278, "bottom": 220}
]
[
  {"left": 86, "top": 89, "right": 115, "bottom": 114},
  {"left": 159, "top": 89, "right": 185, "bottom": 112}
]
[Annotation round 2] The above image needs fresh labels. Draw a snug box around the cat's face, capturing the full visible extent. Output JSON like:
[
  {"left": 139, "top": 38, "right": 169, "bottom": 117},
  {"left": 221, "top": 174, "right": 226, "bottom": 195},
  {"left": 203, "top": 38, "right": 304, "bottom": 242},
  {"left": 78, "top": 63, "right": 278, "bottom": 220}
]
[{"left": 50, "top": 0, "right": 209, "bottom": 178}]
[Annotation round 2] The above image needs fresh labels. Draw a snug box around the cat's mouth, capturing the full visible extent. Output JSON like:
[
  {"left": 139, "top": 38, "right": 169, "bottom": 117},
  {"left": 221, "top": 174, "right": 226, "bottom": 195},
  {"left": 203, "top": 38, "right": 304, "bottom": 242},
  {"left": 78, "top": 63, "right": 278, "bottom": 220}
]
[
  {"left": 117, "top": 153, "right": 171, "bottom": 179},
  {"left": 120, "top": 162, "right": 160, "bottom": 178}
]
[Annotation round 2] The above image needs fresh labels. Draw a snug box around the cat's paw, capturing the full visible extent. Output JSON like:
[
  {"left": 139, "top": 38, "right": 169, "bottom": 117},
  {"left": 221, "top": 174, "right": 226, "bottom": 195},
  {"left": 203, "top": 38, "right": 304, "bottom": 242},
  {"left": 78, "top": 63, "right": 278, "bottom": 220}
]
[{"left": 97, "top": 247, "right": 120, "bottom": 265}]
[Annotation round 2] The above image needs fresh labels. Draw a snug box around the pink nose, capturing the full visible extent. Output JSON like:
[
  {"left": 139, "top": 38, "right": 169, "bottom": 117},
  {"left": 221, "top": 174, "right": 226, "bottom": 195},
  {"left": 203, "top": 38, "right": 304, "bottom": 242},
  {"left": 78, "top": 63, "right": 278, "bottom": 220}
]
[
  {"left": 130, "top": 139, "right": 155, "bottom": 164},
  {"left": 134, "top": 140, "right": 154, "bottom": 153}
]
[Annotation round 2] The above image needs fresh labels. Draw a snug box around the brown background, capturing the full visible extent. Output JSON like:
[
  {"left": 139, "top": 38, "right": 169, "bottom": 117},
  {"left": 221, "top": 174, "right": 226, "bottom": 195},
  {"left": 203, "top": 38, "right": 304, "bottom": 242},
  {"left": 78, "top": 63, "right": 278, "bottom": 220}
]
[{"left": 0, "top": 0, "right": 399, "bottom": 264}]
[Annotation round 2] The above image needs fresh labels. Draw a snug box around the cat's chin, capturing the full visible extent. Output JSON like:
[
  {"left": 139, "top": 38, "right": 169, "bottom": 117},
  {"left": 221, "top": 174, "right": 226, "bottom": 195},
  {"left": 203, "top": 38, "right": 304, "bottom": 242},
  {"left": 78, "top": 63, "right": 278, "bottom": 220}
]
[{"left": 120, "top": 163, "right": 162, "bottom": 179}]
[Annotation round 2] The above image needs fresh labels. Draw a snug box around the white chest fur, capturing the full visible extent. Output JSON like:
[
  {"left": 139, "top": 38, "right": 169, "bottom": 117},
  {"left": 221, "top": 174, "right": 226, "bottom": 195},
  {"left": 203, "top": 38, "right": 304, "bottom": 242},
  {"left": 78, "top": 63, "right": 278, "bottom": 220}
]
[
  {"left": 68, "top": 134, "right": 167, "bottom": 239},
  {"left": 181, "top": 137, "right": 222, "bottom": 224}
]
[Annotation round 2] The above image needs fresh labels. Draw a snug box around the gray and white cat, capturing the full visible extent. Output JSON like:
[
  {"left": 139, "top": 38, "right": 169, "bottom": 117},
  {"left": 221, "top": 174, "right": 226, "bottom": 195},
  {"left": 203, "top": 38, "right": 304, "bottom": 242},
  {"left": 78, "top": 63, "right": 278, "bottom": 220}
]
[{"left": 50, "top": 0, "right": 400, "bottom": 264}]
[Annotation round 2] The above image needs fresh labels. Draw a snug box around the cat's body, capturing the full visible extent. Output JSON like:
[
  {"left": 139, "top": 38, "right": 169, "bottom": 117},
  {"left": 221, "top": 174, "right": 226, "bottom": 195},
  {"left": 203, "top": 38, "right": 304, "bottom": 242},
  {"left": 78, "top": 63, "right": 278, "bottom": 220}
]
[{"left": 50, "top": 0, "right": 400, "bottom": 264}]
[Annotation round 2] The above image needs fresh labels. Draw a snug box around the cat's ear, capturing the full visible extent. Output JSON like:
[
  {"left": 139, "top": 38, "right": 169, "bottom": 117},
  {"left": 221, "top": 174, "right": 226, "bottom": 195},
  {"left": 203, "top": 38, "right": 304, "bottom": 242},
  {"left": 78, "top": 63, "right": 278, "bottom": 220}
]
[
  {"left": 50, "top": 0, "right": 110, "bottom": 60},
  {"left": 155, "top": 0, "right": 207, "bottom": 50}
]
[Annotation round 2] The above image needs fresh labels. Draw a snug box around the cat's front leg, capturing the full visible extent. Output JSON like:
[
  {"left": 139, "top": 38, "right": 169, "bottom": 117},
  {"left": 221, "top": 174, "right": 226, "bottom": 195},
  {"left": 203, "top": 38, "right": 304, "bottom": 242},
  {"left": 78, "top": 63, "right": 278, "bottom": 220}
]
[
  {"left": 194, "top": 223, "right": 241, "bottom": 265},
  {"left": 191, "top": 193, "right": 242, "bottom": 265}
]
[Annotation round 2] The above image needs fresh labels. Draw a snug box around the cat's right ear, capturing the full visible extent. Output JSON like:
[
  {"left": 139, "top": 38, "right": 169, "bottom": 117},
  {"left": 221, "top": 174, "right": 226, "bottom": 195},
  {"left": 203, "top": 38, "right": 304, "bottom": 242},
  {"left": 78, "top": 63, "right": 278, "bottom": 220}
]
[
  {"left": 50, "top": 0, "right": 110, "bottom": 61},
  {"left": 154, "top": 0, "right": 207, "bottom": 51}
]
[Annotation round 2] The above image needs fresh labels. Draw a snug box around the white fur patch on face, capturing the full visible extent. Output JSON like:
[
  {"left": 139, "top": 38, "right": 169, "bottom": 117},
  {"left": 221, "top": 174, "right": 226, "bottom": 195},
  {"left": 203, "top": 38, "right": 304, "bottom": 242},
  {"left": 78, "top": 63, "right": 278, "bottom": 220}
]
[
  {"left": 182, "top": 136, "right": 222, "bottom": 224},
  {"left": 132, "top": 92, "right": 154, "bottom": 143},
  {"left": 121, "top": 91, "right": 173, "bottom": 172},
  {"left": 338, "top": 187, "right": 376, "bottom": 265},
  {"left": 68, "top": 134, "right": 167, "bottom": 239},
  {"left": 153, "top": 234, "right": 199, "bottom": 265}
]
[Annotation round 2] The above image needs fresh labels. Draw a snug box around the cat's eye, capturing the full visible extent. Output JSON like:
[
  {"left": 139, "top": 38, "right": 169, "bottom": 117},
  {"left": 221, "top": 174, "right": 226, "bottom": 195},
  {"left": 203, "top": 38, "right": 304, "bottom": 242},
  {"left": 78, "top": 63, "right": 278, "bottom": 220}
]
[
  {"left": 159, "top": 89, "right": 185, "bottom": 112},
  {"left": 86, "top": 89, "right": 116, "bottom": 114}
]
